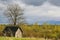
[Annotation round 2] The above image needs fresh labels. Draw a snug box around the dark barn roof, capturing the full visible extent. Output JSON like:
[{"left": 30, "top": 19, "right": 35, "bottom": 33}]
[{"left": 3, "top": 26, "right": 23, "bottom": 36}]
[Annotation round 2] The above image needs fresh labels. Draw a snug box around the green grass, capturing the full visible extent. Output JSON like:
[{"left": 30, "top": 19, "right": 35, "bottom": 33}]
[{"left": 0, "top": 37, "right": 44, "bottom": 40}]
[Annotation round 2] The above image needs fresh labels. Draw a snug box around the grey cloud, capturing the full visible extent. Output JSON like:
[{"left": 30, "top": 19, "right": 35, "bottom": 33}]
[
  {"left": 21, "top": 0, "right": 47, "bottom": 6},
  {"left": 0, "top": 0, "right": 14, "bottom": 5},
  {"left": 49, "top": 0, "right": 60, "bottom": 6},
  {"left": 0, "top": 0, "right": 60, "bottom": 6}
]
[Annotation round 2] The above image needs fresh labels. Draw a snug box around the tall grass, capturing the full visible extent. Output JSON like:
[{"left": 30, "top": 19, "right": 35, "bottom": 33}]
[{"left": 0, "top": 37, "right": 42, "bottom": 40}]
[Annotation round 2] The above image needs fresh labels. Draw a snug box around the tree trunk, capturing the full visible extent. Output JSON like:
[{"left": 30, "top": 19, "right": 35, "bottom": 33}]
[{"left": 14, "top": 16, "right": 16, "bottom": 26}]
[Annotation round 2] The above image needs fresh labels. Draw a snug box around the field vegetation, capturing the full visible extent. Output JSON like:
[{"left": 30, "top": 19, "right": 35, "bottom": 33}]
[{"left": 0, "top": 23, "right": 60, "bottom": 40}]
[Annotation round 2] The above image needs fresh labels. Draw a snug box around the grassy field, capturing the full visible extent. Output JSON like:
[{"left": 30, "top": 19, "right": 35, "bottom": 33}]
[{"left": 0, "top": 37, "right": 46, "bottom": 40}]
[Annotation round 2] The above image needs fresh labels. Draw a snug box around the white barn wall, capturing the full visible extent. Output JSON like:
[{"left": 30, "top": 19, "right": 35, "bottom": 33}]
[{"left": 15, "top": 28, "right": 22, "bottom": 38}]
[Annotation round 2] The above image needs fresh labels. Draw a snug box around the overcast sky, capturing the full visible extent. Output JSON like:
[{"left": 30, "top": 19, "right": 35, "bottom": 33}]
[{"left": 0, "top": 0, "right": 60, "bottom": 24}]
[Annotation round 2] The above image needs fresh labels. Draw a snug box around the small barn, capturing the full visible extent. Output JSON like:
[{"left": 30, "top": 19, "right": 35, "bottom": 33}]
[{"left": 3, "top": 26, "right": 23, "bottom": 38}]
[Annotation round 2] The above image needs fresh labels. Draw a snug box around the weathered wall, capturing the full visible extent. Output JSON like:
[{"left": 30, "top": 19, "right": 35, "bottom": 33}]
[{"left": 15, "top": 28, "right": 22, "bottom": 38}]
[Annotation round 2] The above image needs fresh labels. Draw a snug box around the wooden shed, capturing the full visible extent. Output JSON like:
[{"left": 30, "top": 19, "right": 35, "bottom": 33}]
[{"left": 3, "top": 26, "right": 23, "bottom": 38}]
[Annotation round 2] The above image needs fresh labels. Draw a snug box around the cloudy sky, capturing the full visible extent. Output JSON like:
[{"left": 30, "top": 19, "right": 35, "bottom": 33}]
[{"left": 0, "top": 0, "right": 60, "bottom": 24}]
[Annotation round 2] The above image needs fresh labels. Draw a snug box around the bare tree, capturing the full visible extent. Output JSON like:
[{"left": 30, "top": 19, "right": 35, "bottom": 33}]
[{"left": 4, "top": 4, "right": 24, "bottom": 25}]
